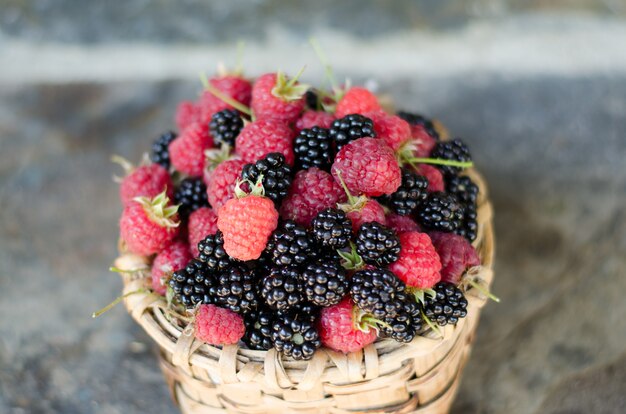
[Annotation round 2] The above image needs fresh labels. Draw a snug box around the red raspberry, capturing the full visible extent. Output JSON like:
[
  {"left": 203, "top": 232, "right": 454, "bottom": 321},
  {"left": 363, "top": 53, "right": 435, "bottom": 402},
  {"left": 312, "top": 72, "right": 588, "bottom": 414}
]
[
  {"left": 195, "top": 75, "right": 252, "bottom": 125},
  {"left": 390, "top": 231, "right": 441, "bottom": 289},
  {"left": 205, "top": 159, "right": 246, "bottom": 212},
  {"left": 169, "top": 122, "right": 215, "bottom": 177},
  {"left": 318, "top": 298, "right": 377, "bottom": 353},
  {"left": 410, "top": 125, "right": 438, "bottom": 157},
  {"left": 295, "top": 110, "right": 334, "bottom": 133},
  {"left": 332, "top": 137, "right": 401, "bottom": 197},
  {"left": 195, "top": 304, "right": 245, "bottom": 345},
  {"left": 335, "top": 87, "right": 382, "bottom": 118},
  {"left": 187, "top": 207, "right": 218, "bottom": 256},
  {"left": 344, "top": 199, "right": 386, "bottom": 233},
  {"left": 120, "top": 191, "right": 180, "bottom": 256},
  {"left": 151, "top": 240, "right": 192, "bottom": 295},
  {"left": 373, "top": 114, "right": 412, "bottom": 151},
  {"left": 175, "top": 101, "right": 197, "bottom": 132},
  {"left": 235, "top": 118, "right": 295, "bottom": 165},
  {"left": 414, "top": 164, "right": 444, "bottom": 192},
  {"left": 429, "top": 232, "right": 480, "bottom": 285},
  {"left": 251, "top": 72, "right": 306, "bottom": 123},
  {"left": 217, "top": 182, "right": 279, "bottom": 261},
  {"left": 119, "top": 163, "right": 173, "bottom": 207},
  {"left": 385, "top": 213, "right": 420, "bottom": 234},
  {"left": 280, "top": 168, "right": 345, "bottom": 226}
]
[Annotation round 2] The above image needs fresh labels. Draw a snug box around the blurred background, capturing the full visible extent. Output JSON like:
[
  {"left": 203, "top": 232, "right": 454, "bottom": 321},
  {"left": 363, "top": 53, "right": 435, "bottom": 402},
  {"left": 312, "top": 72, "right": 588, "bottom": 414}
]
[{"left": 1, "top": 1, "right": 625, "bottom": 413}]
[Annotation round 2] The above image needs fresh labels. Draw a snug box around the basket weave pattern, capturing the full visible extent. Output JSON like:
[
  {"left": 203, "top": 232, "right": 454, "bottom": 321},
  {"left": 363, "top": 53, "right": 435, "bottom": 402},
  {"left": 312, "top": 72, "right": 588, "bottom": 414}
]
[{"left": 115, "top": 169, "right": 494, "bottom": 414}]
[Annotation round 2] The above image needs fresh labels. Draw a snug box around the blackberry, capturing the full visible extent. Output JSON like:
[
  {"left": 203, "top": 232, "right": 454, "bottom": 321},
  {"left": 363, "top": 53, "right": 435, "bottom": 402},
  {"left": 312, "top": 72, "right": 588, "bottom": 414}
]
[
  {"left": 197, "top": 231, "right": 232, "bottom": 273},
  {"left": 150, "top": 131, "right": 177, "bottom": 169},
  {"left": 241, "top": 152, "right": 292, "bottom": 206},
  {"left": 446, "top": 175, "right": 479, "bottom": 242},
  {"left": 260, "top": 266, "right": 304, "bottom": 311},
  {"left": 430, "top": 138, "right": 472, "bottom": 176},
  {"left": 243, "top": 307, "right": 274, "bottom": 350},
  {"left": 381, "top": 293, "right": 423, "bottom": 343},
  {"left": 311, "top": 208, "right": 352, "bottom": 249},
  {"left": 264, "top": 220, "right": 316, "bottom": 267},
  {"left": 271, "top": 310, "right": 321, "bottom": 360},
  {"left": 280, "top": 302, "right": 320, "bottom": 323},
  {"left": 355, "top": 222, "right": 401, "bottom": 265},
  {"left": 350, "top": 268, "right": 406, "bottom": 319},
  {"left": 305, "top": 89, "right": 320, "bottom": 110},
  {"left": 423, "top": 282, "right": 468, "bottom": 326},
  {"left": 329, "top": 114, "right": 376, "bottom": 150},
  {"left": 378, "top": 169, "right": 428, "bottom": 216},
  {"left": 416, "top": 192, "right": 464, "bottom": 233},
  {"left": 302, "top": 260, "right": 349, "bottom": 307},
  {"left": 211, "top": 264, "right": 259, "bottom": 314},
  {"left": 209, "top": 109, "right": 243, "bottom": 147},
  {"left": 396, "top": 111, "right": 439, "bottom": 140},
  {"left": 168, "top": 259, "right": 213, "bottom": 308},
  {"left": 294, "top": 126, "right": 335, "bottom": 171},
  {"left": 174, "top": 177, "right": 209, "bottom": 219}
]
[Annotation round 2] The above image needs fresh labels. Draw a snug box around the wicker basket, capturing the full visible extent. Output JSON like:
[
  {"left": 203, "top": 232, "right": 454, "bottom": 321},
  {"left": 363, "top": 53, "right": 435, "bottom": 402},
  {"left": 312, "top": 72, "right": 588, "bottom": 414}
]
[{"left": 114, "top": 168, "right": 494, "bottom": 414}]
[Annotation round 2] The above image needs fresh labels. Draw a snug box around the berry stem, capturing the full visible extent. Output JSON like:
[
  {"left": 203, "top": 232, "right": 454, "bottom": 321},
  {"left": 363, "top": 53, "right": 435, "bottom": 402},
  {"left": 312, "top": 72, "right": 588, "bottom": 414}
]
[
  {"left": 420, "top": 310, "right": 443, "bottom": 338},
  {"left": 406, "top": 157, "right": 474, "bottom": 168},
  {"left": 467, "top": 279, "right": 501, "bottom": 303},
  {"left": 199, "top": 74, "right": 252, "bottom": 116},
  {"left": 309, "top": 38, "right": 338, "bottom": 93},
  {"left": 337, "top": 242, "right": 365, "bottom": 270},
  {"left": 92, "top": 288, "right": 151, "bottom": 318},
  {"left": 109, "top": 266, "right": 148, "bottom": 274}
]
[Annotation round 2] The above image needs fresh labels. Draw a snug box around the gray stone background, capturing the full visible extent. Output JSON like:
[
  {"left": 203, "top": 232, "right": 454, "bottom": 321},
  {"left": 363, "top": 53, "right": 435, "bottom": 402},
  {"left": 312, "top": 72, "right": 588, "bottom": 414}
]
[{"left": 1, "top": 1, "right": 625, "bottom": 413}]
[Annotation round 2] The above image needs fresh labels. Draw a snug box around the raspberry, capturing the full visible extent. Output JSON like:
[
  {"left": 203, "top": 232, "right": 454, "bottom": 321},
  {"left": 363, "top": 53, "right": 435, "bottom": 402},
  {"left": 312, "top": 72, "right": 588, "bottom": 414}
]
[
  {"left": 209, "top": 109, "right": 244, "bottom": 148},
  {"left": 118, "top": 163, "right": 173, "bottom": 207},
  {"left": 195, "top": 304, "right": 245, "bottom": 346},
  {"left": 329, "top": 114, "right": 376, "bottom": 151},
  {"left": 350, "top": 268, "right": 406, "bottom": 319},
  {"left": 430, "top": 138, "right": 472, "bottom": 176},
  {"left": 150, "top": 131, "right": 177, "bottom": 169},
  {"left": 280, "top": 168, "right": 345, "bottom": 226},
  {"left": 331, "top": 137, "right": 401, "bottom": 197},
  {"left": 373, "top": 114, "right": 412, "bottom": 151},
  {"left": 271, "top": 310, "right": 321, "bottom": 360},
  {"left": 212, "top": 264, "right": 259, "bottom": 314},
  {"left": 389, "top": 231, "right": 441, "bottom": 289},
  {"left": 175, "top": 101, "right": 197, "bottom": 132},
  {"left": 151, "top": 240, "right": 192, "bottom": 295},
  {"left": 251, "top": 72, "right": 306, "bottom": 123},
  {"left": 174, "top": 177, "right": 209, "bottom": 219},
  {"left": 355, "top": 222, "right": 401, "bottom": 265},
  {"left": 243, "top": 307, "right": 274, "bottom": 350},
  {"left": 217, "top": 184, "right": 279, "bottom": 261},
  {"left": 205, "top": 159, "right": 246, "bottom": 212},
  {"left": 241, "top": 153, "right": 292, "bottom": 206},
  {"left": 335, "top": 87, "right": 382, "bottom": 118},
  {"left": 197, "top": 231, "right": 232, "bottom": 273},
  {"left": 385, "top": 213, "right": 420, "bottom": 234},
  {"left": 301, "top": 260, "right": 349, "bottom": 307},
  {"left": 170, "top": 122, "right": 214, "bottom": 177},
  {"left": 235, "top": 118, "right": 295, "bottom": 166},
  {"left": 311, "top": 208, "right": 353, "bottom": 249},
  {"left": 120, "top": 191, "right": 180, "bottom": 256},
  {"left": 187, "top": 207, "right": 218, "bottom": 256},
  {"left": 344, "top": 199, "right": 386, "bottom": 233},
  {"left": 410, "top": 125, "right": 438, "bottom": 158},
  {"left": 414, "top": 164, "right": 444, "bottom": 192},
  {"left": 318, "top": 298, "right": 377, "bottom": 353},
  {"left": 378, "top": 169, "right": 428, "bottom": 216},
  {"left": 294, "top": 126, "right": 335, "bottom": 171},
  {"left": 397, "top": 111, "right": 440, "bottom": 141},
  {"left": 295, "top": 110, "right": 334, "bottom": 133},
  {"left": 261, "top": 266, "right": 304, "bottom": 311},
  {"left": 195, "top": 75, "right": 252, "bottom": 125},
  {"left": 416, "top": 192, "right": 464, "bottom": 233},
  {"left": 264, "top": 220, "right": 316, "bottom": 267},
  {"left": 429, "top": 232, "right": 480, "bottom": 285},
  {"left": 422, "top": 282, "right": 468, "bottom": 326},
  {"left": 169, "top": 259, "right": 213, "bottom": 307}
]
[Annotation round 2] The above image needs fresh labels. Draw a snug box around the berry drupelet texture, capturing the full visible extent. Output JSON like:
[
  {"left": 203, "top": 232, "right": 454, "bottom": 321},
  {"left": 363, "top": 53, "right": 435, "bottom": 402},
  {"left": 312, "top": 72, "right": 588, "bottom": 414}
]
[
  {"left": 241, "top": 152, "right": 292, "bottom": 206},
  {"left": 378, "top": 169, "right": 429, "bottom": 216},
  {"left": 264, "top": 220, "right": 316, "bottom": 267},
  {"left": 355, "top": 222, "right": 401, "bottom": 265},
  {"left": 430, "top": 138, "right": 472, "bottom": 176},
  {"left": 381, "top": 293, "right": 423, "bottom": 343},
  {"left": 168, "top": 259, "right": 213, "bottom": 308},
  {"left": 423, "top": 282, "right": 468, "bottom": 326},
  {"left": 329, "top": 114, "right": 376, "bottom": 150},
  {"left": 350, "top": 268, "right": 406, "bottom": 319},
  {"left": 301, "top": 260, "right": 349, "bottom": 307},
  {"left": 271, "top": 310, "right": 321, "bottom": 360},
  {"left": 446, "top": 175, "right": 479, "bottom": 242},
  {"left": 311, "top": 208, "right": 353, "bottom": 249},
  {"left": 261, "top": 266, "right": 304, "bottom": 311},
  {"left": 174, "top": 177, "right": 209, "bottom": 219},
  {"left": 243, "top": 307, "right": 275, "bottom": 350},
  {"left": 294, "top": 126, "right": 335, "bottom": 171},
  {"left": 416, "top": 192, "right": 465, "bottom": 233},
  {"left": 209, "top": 109, "right": 244, "bottom": 148},
  {"left": 197, "top": 231, "right": 232, "bottom": 273},
  {"left": 150, "top": 131, "right": 177, "bottom": 169},
  {"left": 211, "top": 264, "right": 259, "bottom": 314}
]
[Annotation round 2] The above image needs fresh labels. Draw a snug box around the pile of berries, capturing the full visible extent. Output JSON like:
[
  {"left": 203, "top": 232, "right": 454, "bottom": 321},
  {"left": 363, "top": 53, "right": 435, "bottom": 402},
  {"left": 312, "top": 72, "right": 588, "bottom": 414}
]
[{"left": 116, "top": 68, "right": 485, "bottom": 360}]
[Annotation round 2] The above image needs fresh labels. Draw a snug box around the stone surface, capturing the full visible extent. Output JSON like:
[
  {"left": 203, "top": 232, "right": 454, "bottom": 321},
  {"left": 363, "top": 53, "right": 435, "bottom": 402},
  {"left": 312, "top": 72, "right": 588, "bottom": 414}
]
[{"left": 1, "top": 74, "right": 625, "bottom": 414}]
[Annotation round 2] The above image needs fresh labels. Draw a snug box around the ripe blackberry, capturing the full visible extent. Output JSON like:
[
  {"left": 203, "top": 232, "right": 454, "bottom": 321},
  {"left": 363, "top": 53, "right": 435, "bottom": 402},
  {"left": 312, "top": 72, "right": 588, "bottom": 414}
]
[
  {"left": 355, "top": 222, "right": 401, "bottom": 265},
  {"left": 430, "top": 138, "right": 472, "bottom": 176},
  {"left": 209, "top": 109, "right": 244, "bottom": 147},
  {"left": 280, "top": 302, "right": 320, "bottom": 323},
  {"left": 264, "top": 220, "right": 316, "bottom": 267},
  {"left": 150, "top": 131, "right": 177, "bottom": 169},
  {"left": 447, "top": 175, "right": 479, "bottom": 242},
  {"left": 168, "top": 259, "right": 213, "bottom": 308},
  {"left": 260, "top": 266, "right": 304, "bottom": 311},
  {"left": 423, "top": 282, "right": 468, "bottom": 326},
  {"left": 396, "top": 111, "right": 439, "bottom": 140},
  {"left": 243, "top": 307, "right": 274, "bottom": 350},
  {"left": 329, "top": 114, "right": 376, "bottom": 150},
  {"left": 241, "top": 152, "right": 292, "bottom": 206},
  {"left": 271, "top": 310, "right": 321, "bottom": 360},
  {"left": 211, "top": 264, "right": 259, "bottom": 314},
  {"left": 302, "top": 260, "right": 349, "bottom": 307},
  {"left": 294, "top": 126, "right": 335, "bottom": 171},
  {"left": 311, "top": 208, "right": 352, "bottom": 249},
  {"left": 378, "top": 169, "right": 428, "bottom": 216},
  {"left": 381, "top": 293, "right": 423, "bottom": 343},
  {"left": 197, "top": 231, "right": 232, "bottom": 273},
  {"left": 305, "top": 89, "right": 319, "bottom": 110},
  {"left": 350, "top": 268, "right": 406, "bottom": 319},
  {"left": 174, "top": 177, "right": 209, "bottom": 219},
  {"left": 416, "top": 192, "right": 464, "bottom": 233}
]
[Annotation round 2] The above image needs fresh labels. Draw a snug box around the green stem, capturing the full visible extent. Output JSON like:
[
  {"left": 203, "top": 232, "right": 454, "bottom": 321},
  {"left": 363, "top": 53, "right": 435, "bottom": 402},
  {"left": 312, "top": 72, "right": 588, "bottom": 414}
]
[
  {"left": 421, "top": 310, "right": 442, "bottom": 337},
  {"left": 467, "top": 279, "right": 501, "bottom": 303},
  {"left": 92, "top": 288, "right": 149, "bottom": 318},
  {"left": 333, "top": 169, "right": 358, "bottom": 206},
  {"left": 109, "top": 266, "right": 148, "bottom": 274},
  {"left": 309, "top": 37, "right": 338, "bottom": 92},
  {"left": 406, "top": 157, "right": 474, "bottom": 168},
  {"left": 199, "top": 74, "right": 252, "bottom": 116}
]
